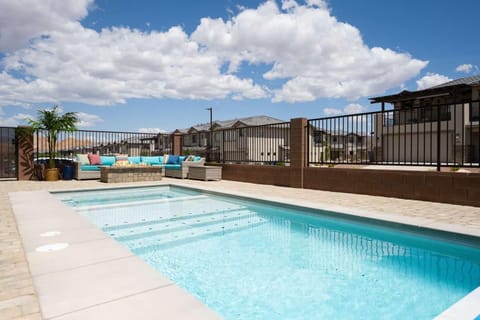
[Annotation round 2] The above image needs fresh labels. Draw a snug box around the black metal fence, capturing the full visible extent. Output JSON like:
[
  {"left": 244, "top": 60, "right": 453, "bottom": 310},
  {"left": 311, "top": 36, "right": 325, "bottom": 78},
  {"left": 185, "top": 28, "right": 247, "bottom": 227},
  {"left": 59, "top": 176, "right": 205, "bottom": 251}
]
[
  {"left": 181, "top": 131, "right": 209, "bottom": 158},
  {"left": 307, "top": 100, "right": 480, "bottom": 169},
  {"left": 181, "top": 122, "right": 291, "bottom": 165},
  {"left": 34, "top": 129, "right": 172, "bottom": 163},
  {"left": 211, "top": 122, "right": 291, "bottom": 165},
  {"left": 0, "top": 127, "right": 17, "bottom": 179}
]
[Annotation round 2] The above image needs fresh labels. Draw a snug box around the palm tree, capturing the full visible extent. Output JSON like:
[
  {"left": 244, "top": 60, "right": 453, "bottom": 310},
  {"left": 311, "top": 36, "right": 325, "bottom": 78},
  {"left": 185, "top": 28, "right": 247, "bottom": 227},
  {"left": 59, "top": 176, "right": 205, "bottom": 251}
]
[{"left": 27, "top": 106, "right": 79, "bottom": 170}]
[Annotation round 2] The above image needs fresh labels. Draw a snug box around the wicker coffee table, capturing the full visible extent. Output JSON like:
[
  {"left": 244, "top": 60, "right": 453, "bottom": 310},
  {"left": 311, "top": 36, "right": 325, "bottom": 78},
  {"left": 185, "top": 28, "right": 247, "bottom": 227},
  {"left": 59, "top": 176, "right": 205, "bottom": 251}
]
[
  {"left": 188, "top": 166, "right": 222, "bottom": 181},
  {"left": 100, "top": 166, "right": 163, "bottom": 183}
]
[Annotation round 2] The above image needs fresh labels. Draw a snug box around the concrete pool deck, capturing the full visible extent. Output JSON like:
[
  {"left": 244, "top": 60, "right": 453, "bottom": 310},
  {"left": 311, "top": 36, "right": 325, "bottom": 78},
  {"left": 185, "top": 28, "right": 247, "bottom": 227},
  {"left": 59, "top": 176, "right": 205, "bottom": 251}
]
[{"left": 1, "top": 178, "right": 480, "bottom": 319}]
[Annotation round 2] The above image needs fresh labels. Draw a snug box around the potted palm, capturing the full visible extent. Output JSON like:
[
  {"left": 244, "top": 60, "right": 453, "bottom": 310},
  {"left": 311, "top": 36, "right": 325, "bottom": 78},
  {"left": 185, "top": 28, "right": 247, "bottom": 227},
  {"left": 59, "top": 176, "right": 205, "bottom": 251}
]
[{"left": 27, "top": 106, "right": 78, "bottom": 181}]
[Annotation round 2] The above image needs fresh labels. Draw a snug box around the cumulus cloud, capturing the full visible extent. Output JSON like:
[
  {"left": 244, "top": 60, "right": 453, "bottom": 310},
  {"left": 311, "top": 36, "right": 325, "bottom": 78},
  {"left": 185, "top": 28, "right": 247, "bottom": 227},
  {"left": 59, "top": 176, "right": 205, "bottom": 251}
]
[
  {"left": 344, "top": 103, "right": 366, "bottom": 114},
  {"left": 323, "top": 103, "right": 366, "bottom": 116},
  {"left": 0, "top": 0, "right": 93, "bottom": 51},
  {"left": 455, "top": 64, "right": 478, "bottom": 74},
  {"left": 138, "top": 128, "right": 167, "bottom": 133},
  {"left": 0, "top": 24, "right": 268, "bottom": 106},
  {"left": 192, "top": 0, "right": 427, "bottom": 102},
  {"left": 323, "top": 108, "right": 342, "bottom": 116},
  {"left": 0, "top": 0, "right": 428, "bottom": 109},
  {"left": 416, "top": 73, "right": 451, "bottom": 90},
  {"left": 0, "top": 111, "right": 31, "bottom": 126},
  {"left": 76, "top": 112, "right": 103, "bottom": 128}
]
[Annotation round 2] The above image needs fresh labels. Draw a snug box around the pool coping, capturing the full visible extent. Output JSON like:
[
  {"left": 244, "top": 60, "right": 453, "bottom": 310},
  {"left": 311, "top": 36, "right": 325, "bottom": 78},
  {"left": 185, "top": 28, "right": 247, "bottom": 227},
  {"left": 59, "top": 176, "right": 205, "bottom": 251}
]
[{"left": 9, "top": 181, "right": 480, "bottom": 320}]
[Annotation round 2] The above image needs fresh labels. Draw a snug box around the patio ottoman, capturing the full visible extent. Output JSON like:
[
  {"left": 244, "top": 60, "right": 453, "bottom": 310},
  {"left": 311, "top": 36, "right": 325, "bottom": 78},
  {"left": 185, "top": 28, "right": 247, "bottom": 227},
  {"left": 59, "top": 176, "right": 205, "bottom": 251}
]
[{"left": 188, "top": 166, "right": 222, "bottom": 181}]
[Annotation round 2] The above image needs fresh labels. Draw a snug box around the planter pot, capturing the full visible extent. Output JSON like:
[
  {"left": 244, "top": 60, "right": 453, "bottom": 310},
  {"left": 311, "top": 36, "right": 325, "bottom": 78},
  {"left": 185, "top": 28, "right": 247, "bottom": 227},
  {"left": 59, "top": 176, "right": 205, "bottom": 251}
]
[{"left": 45, "top": 168, "right": 59, "bottom": 181}]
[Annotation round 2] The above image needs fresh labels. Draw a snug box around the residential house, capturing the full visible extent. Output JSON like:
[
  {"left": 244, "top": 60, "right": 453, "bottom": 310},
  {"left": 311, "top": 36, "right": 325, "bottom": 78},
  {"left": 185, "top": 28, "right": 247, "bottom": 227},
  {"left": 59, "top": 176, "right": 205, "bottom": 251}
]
[
  {"left": 310, "top": 128, "right": 371, "bottom": 163},
  {"left": 370, "top": 75, "right": 480, "bottom": 164},
  {"left": 177, "top": 115, "right": 289, "bottom": 163}
]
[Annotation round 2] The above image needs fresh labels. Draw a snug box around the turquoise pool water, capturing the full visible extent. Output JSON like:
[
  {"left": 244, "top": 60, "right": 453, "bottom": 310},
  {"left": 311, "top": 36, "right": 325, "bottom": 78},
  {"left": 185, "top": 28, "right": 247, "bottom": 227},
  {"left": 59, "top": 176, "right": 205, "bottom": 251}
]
[{"left": 55, "top": 185, "right": 480, "bottom": 319}]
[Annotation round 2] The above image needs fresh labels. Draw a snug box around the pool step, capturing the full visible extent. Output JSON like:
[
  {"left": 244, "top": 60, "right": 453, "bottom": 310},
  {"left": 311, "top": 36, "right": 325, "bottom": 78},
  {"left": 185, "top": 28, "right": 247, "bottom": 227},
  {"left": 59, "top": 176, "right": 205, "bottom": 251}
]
[
  {"left": 101, "top": 205, "right": 249, "bottom": 232},
  {"left": 112, "top": 209, "right": 258, "bottom": 241},
  {"left": 127, "top": 216, "right": 267, "bottom": 252},
  {"left": 75, "top": 194, "right": 208, "bottom": 211},
  {"left": 59, "top": 188, "right": 200, "bottom": 208}
]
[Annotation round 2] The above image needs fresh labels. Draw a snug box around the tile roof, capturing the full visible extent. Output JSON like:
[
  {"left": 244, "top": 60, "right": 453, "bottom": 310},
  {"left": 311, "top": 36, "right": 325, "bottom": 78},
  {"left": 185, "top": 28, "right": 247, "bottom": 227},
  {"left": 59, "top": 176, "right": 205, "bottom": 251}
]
[
  {"left": 429, "top": 75, "right": 480, "bottom": 89},
  {"left": 180, "top": 115, "right": 285, "bottom": 132}
]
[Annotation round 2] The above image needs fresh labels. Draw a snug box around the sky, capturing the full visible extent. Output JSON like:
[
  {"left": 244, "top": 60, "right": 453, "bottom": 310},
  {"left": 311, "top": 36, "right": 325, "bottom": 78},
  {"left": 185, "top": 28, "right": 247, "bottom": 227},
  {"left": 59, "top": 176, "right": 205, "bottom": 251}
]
[{"left": 0, "top": 0, "right": 479, "bottom": 132}]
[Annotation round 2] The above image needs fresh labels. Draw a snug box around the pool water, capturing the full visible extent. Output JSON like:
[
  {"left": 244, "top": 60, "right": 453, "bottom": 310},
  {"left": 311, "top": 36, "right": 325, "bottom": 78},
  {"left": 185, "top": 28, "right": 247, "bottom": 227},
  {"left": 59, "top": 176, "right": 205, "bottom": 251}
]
[{"left": 56, "top": 185, "right": 480, "bottom": 320}]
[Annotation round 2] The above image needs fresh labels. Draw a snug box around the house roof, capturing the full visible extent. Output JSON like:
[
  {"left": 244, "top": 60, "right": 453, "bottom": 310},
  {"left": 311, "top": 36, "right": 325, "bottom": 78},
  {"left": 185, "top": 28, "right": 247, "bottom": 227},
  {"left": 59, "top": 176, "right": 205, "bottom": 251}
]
[
  {"left": 179, "top": 115, "right": 285, "bottom": 133},
  {"left": 369, "top": 75, "right": 480, "bottom": 104},
  {"left": 429, "top": 75, "right": 480, "bottom": 89}
]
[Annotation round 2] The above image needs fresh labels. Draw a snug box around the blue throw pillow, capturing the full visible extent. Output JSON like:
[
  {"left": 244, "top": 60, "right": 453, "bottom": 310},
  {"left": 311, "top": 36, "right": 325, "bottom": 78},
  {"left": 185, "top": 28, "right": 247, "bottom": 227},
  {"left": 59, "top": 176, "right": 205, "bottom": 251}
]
[
  {"left": 100, "top": 156, "right": 116, "bottom": 166},
  {"left": 194, "top": 156, "right": 201, "bottom": 161},
  {"left": 179, "top": 156, "right": 186, "bottom": 162},
  {"left": 140, "top": 156, "right": 161, "bottom": 165},
  {"left": 128, "top": 156, "right": 141, "bottom": 164},
  {"left": 167, "top": 155, "right": 179, "bottom": 164}
]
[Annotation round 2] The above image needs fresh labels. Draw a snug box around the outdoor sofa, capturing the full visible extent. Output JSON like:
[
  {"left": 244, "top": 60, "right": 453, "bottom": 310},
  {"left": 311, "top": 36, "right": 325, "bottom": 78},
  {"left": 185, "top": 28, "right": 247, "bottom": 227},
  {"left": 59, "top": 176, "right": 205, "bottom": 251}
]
[
  {"left": 164, "top": 157, "right": 206, "bottom": 179},
  {"left": 73, "top": 154, "right": 203, "bottom": 180}
]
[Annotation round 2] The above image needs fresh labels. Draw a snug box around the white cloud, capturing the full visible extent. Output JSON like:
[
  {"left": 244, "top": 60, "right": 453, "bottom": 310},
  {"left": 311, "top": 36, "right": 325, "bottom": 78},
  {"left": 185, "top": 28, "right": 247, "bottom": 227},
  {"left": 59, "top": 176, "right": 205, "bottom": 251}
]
[
  {"left": 0, "top": 0, "right": 427, "bottom": 109},
  {"left": 455, "top": 63, "right": 478, "bottom": 74},
  {"left": 0, "top": 0, "right": 93, "bottom": 51},
  {"left": 0, "top": 111, "right": 31, "bottom": 126},
  {"left": 76, "top": 112, "right": 103, "bottom": 128},
  {"left": 192, "top": 0, "right": 427, "bottom": 102},
  {"left": 323, "top": 108, "right": 342, "bottom": 115},
  {"left": 138, "top": 128, "right": 167, "bottom": 133},
  {"left": 344, "top": 103, "right": 366, "bottom": 114},
  {"left": 416, "top": 73, "right": 451, "bottom": 90},
  {"left": 323, "top": 103, "right": 366, "bottom": 116},
  {"left": 0, "top": 24, "right": 268, "bottom": 107}
]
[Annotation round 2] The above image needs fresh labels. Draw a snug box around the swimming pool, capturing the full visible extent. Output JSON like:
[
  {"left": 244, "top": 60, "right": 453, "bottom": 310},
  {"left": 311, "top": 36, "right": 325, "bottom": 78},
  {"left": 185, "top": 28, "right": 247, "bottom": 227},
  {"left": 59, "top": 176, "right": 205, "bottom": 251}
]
[{"left": 55, "top": 185, "right": 480, "bottom": 319}]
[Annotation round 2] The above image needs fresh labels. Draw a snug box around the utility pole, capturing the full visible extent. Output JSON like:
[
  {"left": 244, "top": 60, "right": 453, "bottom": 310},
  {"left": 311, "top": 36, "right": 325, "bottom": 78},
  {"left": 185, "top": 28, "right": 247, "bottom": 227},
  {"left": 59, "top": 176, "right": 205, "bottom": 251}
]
[{"left": 206, "top": 107, "right": 213, "bottom": 161}]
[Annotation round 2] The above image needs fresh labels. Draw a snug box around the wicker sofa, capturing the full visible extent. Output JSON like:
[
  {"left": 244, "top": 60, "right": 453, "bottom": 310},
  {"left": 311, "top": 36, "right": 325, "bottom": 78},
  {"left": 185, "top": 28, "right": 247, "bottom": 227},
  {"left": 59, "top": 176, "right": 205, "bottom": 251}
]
[{"left": 164, "top": 157, "right": 205, "bottom": 179}]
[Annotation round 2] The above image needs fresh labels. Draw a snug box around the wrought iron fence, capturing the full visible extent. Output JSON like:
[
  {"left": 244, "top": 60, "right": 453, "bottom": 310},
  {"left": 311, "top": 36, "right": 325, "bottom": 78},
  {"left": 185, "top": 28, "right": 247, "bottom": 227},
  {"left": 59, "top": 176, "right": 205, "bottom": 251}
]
[
  {"left": 308, "top": 100, "right": 480, "bottom": 169},
  {"left": 181, "top": 132, "right": 209, "bottom": 158},
  {"left": 34, "top": 129, "right": 172, "bottom": 164},
  {"left": 0, "top": 127, "right": 17, "bottom": 179},
  {"left": 206, "top": 122, "right": 291, "bottom": 165}
]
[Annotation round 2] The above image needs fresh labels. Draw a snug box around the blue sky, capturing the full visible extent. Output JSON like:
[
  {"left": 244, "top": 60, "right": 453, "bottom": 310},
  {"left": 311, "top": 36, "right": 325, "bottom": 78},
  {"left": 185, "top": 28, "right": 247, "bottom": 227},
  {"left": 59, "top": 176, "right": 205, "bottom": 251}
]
[{"left": 0, "top": 0, "right": 478, "bottom": 132}]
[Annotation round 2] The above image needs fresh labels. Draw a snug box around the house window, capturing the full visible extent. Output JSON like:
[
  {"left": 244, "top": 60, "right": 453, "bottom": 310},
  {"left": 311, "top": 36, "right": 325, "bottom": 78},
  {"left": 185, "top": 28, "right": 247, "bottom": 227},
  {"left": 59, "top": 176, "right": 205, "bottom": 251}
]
[
  {"left": 471, "top": 102, "right": 479, "bottom": 121},
  {"left": 314, "top": 131, "right": 323, "bottom": 145},
  {"left": 192, "top": 134, "right": 197, "bottom": 144},
  {"left": 239, "top": 128, "right": 245, "bottom": 137}
]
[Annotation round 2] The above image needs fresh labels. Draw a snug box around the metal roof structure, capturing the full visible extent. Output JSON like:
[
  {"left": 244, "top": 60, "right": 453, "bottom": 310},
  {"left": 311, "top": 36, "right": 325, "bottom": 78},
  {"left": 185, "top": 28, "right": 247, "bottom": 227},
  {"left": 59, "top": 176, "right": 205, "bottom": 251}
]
[{"left": 370, "top": 75, "right": 480, "bottom": 104}]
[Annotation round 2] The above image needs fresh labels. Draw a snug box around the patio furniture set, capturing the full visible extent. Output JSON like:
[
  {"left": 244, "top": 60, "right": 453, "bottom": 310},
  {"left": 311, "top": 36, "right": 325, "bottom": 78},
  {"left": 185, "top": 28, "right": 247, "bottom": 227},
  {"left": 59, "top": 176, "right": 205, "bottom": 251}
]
[{"left": 73, "top": 153, "right": 221, "bottom": 183}]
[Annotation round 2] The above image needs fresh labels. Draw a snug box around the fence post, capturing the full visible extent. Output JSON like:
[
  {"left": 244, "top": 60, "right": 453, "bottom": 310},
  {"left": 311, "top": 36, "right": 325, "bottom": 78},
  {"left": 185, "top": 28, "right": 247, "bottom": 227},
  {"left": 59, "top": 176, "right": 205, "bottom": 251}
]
[
  {"left": 172, "top": 133, "right": 182, "bottom": 155},
  {"left": 16, "top": 126, "right": 35, "bottom": 180},
  {"left": 290, "top": 118, "right": 307, "bottom": 188}
]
